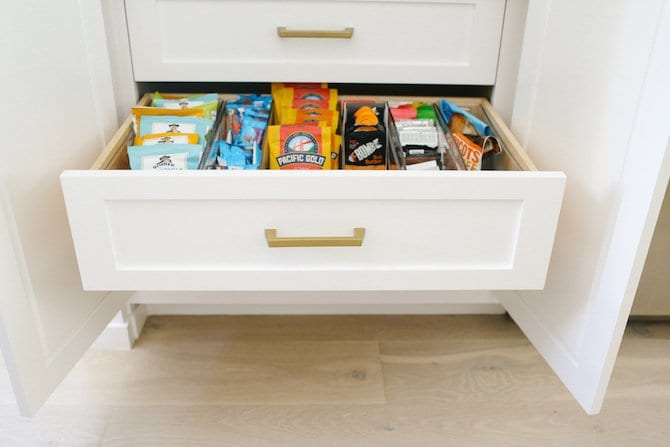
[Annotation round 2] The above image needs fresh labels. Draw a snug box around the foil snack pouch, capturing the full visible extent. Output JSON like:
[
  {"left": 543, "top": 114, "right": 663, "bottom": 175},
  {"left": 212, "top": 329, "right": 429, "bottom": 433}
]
[{"left": 268, "top": 124, "right": 332, "bottom": 170}]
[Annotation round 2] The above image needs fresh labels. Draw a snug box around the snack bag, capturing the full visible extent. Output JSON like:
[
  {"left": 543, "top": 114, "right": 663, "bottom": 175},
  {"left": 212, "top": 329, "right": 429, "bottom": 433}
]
[
  {"left": 343, "top": 103, "right": 388, "bottom": 170},
  {"left": 271, "top": 82, "right": 327, "bottom": 95},
  {"left": 439, "top": 99, "right": 491, "bottom": 136},
  {"left": 224, "top": 95, "right": 272, "bottom": 144},
  {"left": 131, "top": 107, "right": 203, "bottom": 134},
  {"left": 280, "top": 88, "right": 337, "bottom": 107},
  {"left": 452, "top": 132, "right": 483, "bottom": 170},
  {"left": 268, "top": 124, "right": 332, "bottom": 170},
  {"left": 331, "top": 134, "right": 342, "bottom": 169},
  {"left": 151, "top": 93, "right": 219, "bottom": 119},
  {"left": 215, "top": 141, "right": 261, "bottom": 170},
  {"left": 127, "top": 144, "right": 203, "bottom": 170},
  {"left": 134, "top": 132, "right": 199, "bottom": 146},
  {"left": 280, "top": 108, "right": 339, "bottom": 130},
  {"left": 152, "top": 93, "right": 218, "bottom": 108},
  {"left": 292, "top": 98, "right": 338, "bottom": 111},
  {"left": 138, "top": 115, "right": 212, "bottom": 143}
]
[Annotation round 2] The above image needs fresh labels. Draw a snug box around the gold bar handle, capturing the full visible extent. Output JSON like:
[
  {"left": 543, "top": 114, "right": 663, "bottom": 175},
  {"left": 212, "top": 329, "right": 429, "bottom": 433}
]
[
  {"left": 265, "top": 228, "right": 365, "bottom": 247},
  {"left": 277, "top": 27, "right": 354, "bottom": 39}
]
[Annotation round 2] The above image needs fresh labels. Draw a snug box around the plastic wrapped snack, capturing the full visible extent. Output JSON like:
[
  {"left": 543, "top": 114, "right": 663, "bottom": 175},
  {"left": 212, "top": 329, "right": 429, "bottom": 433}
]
[{"left": 439, "top": 99, "right": 491, "bottom": 136}]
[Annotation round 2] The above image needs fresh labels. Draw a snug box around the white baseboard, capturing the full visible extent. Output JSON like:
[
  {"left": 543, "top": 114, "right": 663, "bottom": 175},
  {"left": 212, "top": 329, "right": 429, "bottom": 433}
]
[
  {"left": 92, "top": 291, "right": 505, "bottom": 347},
  {"left": 92, "top": 302, "right": 148, "bottom": 350},
  {"left": 143, "top": 302, "right": 505, "bottom": 315},
  {"left": 131, "top": 291, "right": 504, "bottom": 314}
]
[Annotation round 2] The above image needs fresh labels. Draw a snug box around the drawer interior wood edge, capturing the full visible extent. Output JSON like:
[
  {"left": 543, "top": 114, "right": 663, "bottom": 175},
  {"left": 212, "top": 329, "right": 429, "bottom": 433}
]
[{"left": 90, "top": 94, "right": 535, "bottom": 172}]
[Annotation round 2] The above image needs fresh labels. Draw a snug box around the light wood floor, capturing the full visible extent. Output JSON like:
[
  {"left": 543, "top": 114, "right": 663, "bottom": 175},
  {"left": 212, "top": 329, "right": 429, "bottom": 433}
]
[{"left": 1, "top": 315, "right": 669, "bottom": 446}]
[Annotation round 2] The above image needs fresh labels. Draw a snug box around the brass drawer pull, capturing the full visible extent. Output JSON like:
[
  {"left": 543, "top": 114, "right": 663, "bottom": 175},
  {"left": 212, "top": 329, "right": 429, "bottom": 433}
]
[
  {"left": 265, "top": 228, "right": 365, "bottom": 247},
  {"left": 277, "top": 27, "right": 354, "bottom": 39}
]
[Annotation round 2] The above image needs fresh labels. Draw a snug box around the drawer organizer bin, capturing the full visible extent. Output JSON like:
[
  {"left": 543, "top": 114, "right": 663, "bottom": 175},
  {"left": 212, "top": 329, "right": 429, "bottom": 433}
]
[{"left": 61, "top": 94, "right": 565, "bottom": 291}]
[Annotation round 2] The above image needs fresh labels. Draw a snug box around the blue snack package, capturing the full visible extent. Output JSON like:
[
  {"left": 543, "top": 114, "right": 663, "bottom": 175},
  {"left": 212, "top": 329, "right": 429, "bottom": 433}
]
[
  {"left": 139, "top": 115, "right": 213, "bottom": 143},
  {"left": 200, "top": 140, "right": 220, "bottom": 169},
  {"left": 216, "top": 142, "right": 247, "bottom": 170},
  {"left": 216, "top": 141, "right": 260, "bottom": 170},
  {"left": 128, "top": 144, "right": 203, "bottom": 170},
  {"left": 235, "top": 117, "right": 268, "bottom": 149},
  {"left": 439, "top": 99, "right": 491, "bottom": 136},
  {"left": 151, "top": 93, "right": 219, "bottom": 119},
  {"left": 237, "top": 94, "right": 272, "bottom": 110}
]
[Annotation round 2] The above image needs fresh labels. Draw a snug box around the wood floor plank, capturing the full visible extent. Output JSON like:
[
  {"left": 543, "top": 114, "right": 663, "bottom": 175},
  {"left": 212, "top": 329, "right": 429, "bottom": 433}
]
[
  {"left": 0, "top": 405, "right": 112, "bottom": 447},
  {"left": 381, "top": 340, "right": 572, "bottom": 404},
  {"left": 0, "top": 316, "right": 668, "bottom": 446},
  {"left": 99, "top": 398, "right": 670, "bottom": 447},
  {"left": 47, "top": 340, "right": 385, "bottom": 406}
]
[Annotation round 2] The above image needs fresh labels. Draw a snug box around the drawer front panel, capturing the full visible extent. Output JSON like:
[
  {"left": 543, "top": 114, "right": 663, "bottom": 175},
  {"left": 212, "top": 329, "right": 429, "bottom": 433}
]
[
  {"left": 126, "top": 0, "right": 506, "bottom": 84},
  {"left": 61, "top": 171, "right": 565, "bottom": 291}
]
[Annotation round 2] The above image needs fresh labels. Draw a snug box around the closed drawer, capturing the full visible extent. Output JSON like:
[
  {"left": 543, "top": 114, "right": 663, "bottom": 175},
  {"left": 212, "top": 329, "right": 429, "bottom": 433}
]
[
  {"left": 126, "top": 0, "right": 506, "bottom": 85},
  {"left": 61, "top": 95, "right": 565, "bottom": 291}
]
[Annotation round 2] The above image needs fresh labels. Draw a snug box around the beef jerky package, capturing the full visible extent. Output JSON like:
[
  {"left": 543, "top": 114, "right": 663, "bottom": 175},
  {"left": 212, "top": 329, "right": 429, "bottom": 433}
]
[{"left": 342, "top": 102, "right": 388, "bottom": 170}]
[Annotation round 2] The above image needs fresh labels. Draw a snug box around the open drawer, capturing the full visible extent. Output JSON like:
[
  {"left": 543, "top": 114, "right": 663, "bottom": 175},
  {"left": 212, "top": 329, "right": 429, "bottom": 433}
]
[{"left": 60, "top": 95, "right": 565, "bottom": 291}]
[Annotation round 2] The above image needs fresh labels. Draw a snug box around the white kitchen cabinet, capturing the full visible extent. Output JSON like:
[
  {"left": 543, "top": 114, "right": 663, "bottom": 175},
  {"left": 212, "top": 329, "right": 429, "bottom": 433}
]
[{"left": 1, "top": 0, "right": 669, "bottom": 417}]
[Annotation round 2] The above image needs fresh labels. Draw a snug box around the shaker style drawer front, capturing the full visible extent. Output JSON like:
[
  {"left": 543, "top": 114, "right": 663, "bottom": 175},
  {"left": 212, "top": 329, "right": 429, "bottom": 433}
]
[
  {"left": 61, "top": 171, "right": 564, "bottom": 291},
  {"left": 125, "top": 0, "right": 506, "bottom": 84},
  {"left": 60, "top": 96, "right": 566, "bottom": 292}
]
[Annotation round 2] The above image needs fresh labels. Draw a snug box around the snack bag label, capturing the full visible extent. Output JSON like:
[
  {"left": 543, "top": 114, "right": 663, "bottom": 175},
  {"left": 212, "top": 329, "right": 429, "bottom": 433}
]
[
  {"left": 142, "top": 135, "right": 191, "bottom": 145},
  {"left": 151, "top": 122, "right": 197, "bottom": 134},
  {"left": 276, "top": 128, "right": 327, "bottom": 169},
  {"left": 453, "top": 133, "right": 483, "bottom": 170},
  {"left": 268, "top": 125, "right": 332, "bottom": 170},
  {"left": 140, "top": 152, "right": 188, "bottom": 170},
  {"left": 163, "top": 100, "right": 205, "bottom": 109}
]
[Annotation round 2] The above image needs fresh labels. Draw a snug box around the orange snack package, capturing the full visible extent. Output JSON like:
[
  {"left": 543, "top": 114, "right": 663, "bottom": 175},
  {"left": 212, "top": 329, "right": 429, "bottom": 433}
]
[{"left": 452, "top": 132, "right": 483, "bottom": 170}]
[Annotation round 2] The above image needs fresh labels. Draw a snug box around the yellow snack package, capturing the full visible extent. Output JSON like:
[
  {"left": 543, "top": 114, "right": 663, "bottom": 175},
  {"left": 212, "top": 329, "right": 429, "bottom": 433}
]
[
  {"left": 268, "top": 124, "right": 332, "bottom": 170},
  {"left": 291, "top": 98, "right": 338, "bottom": 111},
  {"left": 272, "top": 86, "right": 336, "bottom": 124},
  {"left": 134, "top": 132, "right": 199, "bottom": 146},
  {"left": 280, "top": 108, "right": 340, "bottom": 130},
  {"left": 271, "top": 82, "right": 327, "bottom": 95},
  {"left": 131, "top": 107, "right": 204, "bottom": 134},
  {"left": 331, "top": 134, "right": 342, "bottom": 169},
  {"left": 281, "top": 87, "right": 337, "bottom": 106}
]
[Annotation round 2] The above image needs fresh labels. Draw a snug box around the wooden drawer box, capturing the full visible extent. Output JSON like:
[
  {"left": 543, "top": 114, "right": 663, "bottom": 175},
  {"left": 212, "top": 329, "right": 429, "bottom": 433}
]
[
  {"left": 125, "top": 0, "right": 506, "bottom": 84},
  {"left": 60, "top": 95, "right": 565, "bottom": 291}
]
